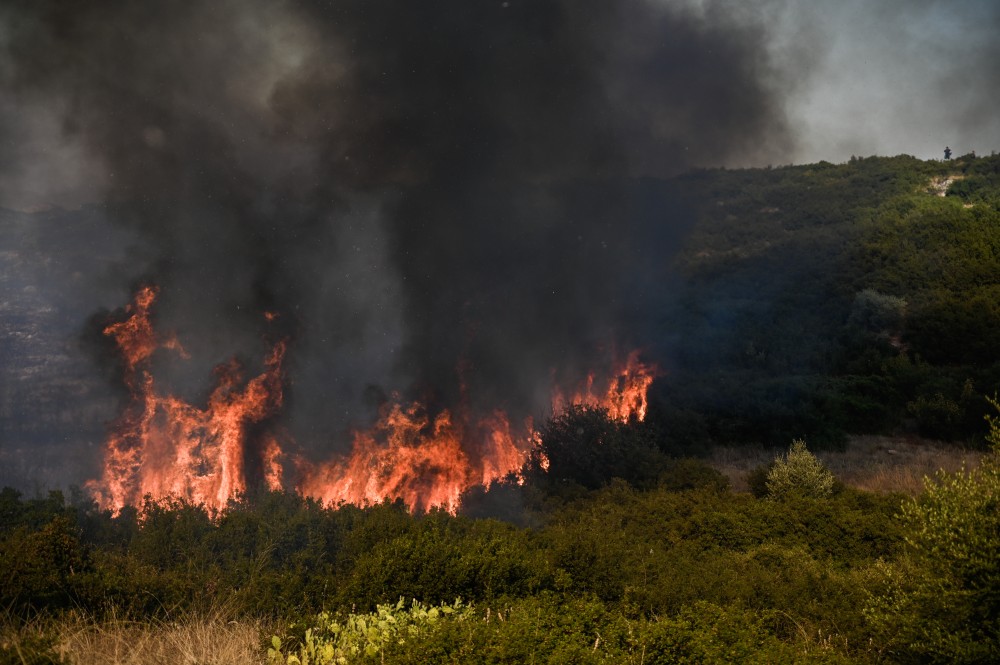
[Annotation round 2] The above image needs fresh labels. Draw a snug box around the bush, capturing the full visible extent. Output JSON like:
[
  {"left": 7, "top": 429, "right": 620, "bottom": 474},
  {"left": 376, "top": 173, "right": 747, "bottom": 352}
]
[
  {"left": 865, "top": 409, "right": 1000, "bottom": 663},
  {"left": 657, "top": 458, "right": 730, "bottom": 492},
  {"left": 268, "top": 598, "right": 474, "bottom": 664},
  {"left": 765, "top": 440, "right": 835, "bottom": 500},
  {"left": 746, "top": 461, "right": 775, "bottom": 498},
  {"left": 529, "top": 405, "right": 669, "bottom": 492},
  {"left": 641, "top": 601, "right": 844, "bottom": 665},
  {"left": 0, "top": 516, "right": 91, "bottom": 614}
]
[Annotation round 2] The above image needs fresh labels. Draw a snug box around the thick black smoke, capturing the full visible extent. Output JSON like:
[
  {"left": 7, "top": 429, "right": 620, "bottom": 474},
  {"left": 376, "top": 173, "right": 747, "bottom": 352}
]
[{"left": 1, "top": 0, "right": 791, "bottom": 454}]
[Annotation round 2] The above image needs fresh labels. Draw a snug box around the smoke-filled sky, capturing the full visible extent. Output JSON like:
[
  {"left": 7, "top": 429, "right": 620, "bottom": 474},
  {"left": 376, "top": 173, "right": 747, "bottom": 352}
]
[
  {"left": 2, "top": 0, "right": 999, "bottom": 211},
  {"left": 0, "top": 0, "right": 998, "bottom": 487}
]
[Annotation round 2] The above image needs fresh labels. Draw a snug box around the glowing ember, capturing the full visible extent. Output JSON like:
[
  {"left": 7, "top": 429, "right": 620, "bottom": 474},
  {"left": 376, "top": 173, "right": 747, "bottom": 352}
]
[{"left": 89, "top": 287, "right": 657, "bottom": 515}]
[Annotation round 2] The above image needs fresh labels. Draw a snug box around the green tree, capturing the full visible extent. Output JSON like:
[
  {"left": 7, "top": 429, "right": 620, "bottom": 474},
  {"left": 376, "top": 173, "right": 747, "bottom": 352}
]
[
  {"left": 765, "top": 439, "right": 835, "bottom": 500},
  {"left": 848, "top": 288, "right": 906, "bottom": 335}
]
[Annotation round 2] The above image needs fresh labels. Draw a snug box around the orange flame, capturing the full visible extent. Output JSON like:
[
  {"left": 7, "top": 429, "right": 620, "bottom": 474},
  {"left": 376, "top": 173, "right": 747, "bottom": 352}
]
[
  {"left": 298, "top": 354, "right": 657, "bottom": 514},
  {"left": 262, "top": 435, "right": 285, "bottom": 491},
  {"left": 90, "top": 288, "right": 657, "bottom": 515},
  {"left": 88, "top": 287, "right": 287, "bottom": 514},
  {"left": 551, "top": 350, "right": 657, "bottom": 422},
  {"left": 297, "top": 403, "right": 531, "bottom": 514}
]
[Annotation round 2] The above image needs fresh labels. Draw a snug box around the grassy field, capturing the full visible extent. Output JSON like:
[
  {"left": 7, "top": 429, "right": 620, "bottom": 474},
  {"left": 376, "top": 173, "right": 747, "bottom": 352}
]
[
  {"left": 2, "top": 608, "right": 270, "bottom": 665},
  {"left": 710, "top": 435, "right": 985, "bottom": 494}
]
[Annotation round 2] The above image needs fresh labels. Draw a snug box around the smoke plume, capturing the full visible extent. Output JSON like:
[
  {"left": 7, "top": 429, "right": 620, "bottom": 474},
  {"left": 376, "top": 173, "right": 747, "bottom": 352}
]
[{"left": 1, "top": 0, "right": 792, "bottom": 463}]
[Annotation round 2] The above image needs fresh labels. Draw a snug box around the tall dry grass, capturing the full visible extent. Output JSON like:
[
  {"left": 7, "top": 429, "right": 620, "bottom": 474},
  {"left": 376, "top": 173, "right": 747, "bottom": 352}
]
[
  {"left": 1, "top": 606, "right": 271, "bottom": 665},
  {"left": 710, "top": 435, "right": 985, "bottom": 495}
]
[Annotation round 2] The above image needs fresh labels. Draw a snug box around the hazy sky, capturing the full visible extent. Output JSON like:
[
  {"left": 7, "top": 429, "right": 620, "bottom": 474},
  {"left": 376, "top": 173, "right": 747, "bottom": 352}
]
[
  {"left": 1, "top": 0, "right": 998, "bottom": 210},
  {"left": 776, "top": 0, "right": 1000, "bottom": 164}
]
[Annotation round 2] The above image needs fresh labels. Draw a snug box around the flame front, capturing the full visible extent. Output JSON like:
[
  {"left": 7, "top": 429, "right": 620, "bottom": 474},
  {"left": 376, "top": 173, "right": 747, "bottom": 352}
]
[
  {"left": 298, "top": 404, "right": 530, "bottom": 514},
  {"left": 299, "top": 354, "right": 657, "bottom": 513},
  {"left": 90, "top": 288, "right": 657, "bottom": 515},
  {"left": 89, "top": 286, "right": 287, "bottom": 514}
]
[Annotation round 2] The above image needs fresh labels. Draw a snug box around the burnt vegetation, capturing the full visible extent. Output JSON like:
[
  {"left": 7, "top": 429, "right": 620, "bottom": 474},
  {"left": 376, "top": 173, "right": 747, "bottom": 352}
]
[{"left": 5, "top": 153, "right": 1000, "bottom": 662}]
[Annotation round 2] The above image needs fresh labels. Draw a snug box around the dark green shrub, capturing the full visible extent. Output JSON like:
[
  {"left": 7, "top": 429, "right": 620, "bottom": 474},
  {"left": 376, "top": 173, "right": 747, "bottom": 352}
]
[
  {"left": 658, "top": 458, "right": 729, "bottom": 492},
  {"left": 0, "top": 516, "right": 90, "bottom": 614},
  {"left": 746, "top": 461, "right": 774, "bottom": 498},
  {"left": 529, "top": 405, "right": 669, "bottom": 492}
]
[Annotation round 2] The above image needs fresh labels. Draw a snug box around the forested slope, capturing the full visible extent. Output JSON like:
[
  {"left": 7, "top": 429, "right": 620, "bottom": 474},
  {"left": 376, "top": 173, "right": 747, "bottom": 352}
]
[{"left": 652, "top": 152, "right": 1000, "bottom": 449}]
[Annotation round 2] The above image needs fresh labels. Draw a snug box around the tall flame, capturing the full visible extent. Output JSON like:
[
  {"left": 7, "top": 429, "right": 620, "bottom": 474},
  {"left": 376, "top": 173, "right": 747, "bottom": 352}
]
[
  {"left": 551, "top": 350, "right": 656, "bottom": 422},
  {"left": 88, "top": 286, "right": 287, "bottom": 514},
  {"left": 89, "top": 287, "right": 657, "bottom": 515}
]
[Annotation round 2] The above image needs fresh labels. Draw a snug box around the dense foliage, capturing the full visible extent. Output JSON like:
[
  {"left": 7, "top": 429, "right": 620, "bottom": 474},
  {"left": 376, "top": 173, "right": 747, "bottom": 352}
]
[
  {"left": 864, "top": 404, "right": 1000, "bottom": 663},
  {"left": 3, "top": 404, "right": 999, "bottom": 662},
  {"left": 0, "top": 434, "right": 905, "bottom": 662},
  {"left": 653, "top": 152, "right": 1000, "bottom": 447}
]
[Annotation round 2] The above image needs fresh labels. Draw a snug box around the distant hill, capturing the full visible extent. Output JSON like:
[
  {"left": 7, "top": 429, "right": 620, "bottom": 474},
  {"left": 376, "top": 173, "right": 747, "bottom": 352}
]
[{"left": 0, "top": 206, "right": 131, "bottom": 489}]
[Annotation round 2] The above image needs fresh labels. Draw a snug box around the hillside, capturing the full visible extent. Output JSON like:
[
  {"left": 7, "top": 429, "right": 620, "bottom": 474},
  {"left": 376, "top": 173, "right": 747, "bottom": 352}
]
[{"left": 649, "top": 152, "right": 1000, "bottom": 450}]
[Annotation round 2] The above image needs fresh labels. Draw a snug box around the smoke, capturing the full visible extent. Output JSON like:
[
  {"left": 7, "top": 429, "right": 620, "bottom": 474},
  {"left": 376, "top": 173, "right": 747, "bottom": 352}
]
[
  {"left": 777, "top": 0, "right": 1000, "bottom": 162},
  {"left": 1, "top": 0, "right": 793, "bottom": 459}
]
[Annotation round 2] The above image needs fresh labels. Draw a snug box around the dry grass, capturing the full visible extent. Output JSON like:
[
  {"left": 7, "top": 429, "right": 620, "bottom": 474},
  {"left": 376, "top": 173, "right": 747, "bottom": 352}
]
[
  {"left": 2, "top": 608, "right": 272, "bottom": 665},
  {"left": 710, "top": 435, "right": 985, "bottom": 495}
]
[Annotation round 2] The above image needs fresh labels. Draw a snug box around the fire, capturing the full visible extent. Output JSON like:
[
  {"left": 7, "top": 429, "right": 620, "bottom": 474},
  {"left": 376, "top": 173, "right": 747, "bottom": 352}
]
[
  {"left": 88, "top": 286, "right": 287, "bottom": 514},
  {"left": 551, "top": 350, "right": 657, "bottom": 422},
  {"left": 261, "top": 435, "right": 285, "bottom": 491},
  {"left": 90, "top": 287, "right": 657, "bottom": 515},
  {"left": 297, "top": 355, "right": 656, "bottom": 514},
  {"left": 298, "top": 404, "right": 531, "bottom": 514}
]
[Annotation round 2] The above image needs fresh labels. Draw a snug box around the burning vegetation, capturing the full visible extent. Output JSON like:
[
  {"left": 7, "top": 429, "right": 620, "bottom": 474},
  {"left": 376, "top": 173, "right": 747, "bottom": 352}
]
[
  {"left": 87, "top": 286, "right": 289, "bottom": 514},
  {"left": 89, "top": 287, "right": 656, "bottom": 515}
]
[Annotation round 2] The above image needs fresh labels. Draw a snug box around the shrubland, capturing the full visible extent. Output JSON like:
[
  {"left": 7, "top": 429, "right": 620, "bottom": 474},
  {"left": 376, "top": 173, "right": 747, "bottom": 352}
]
[
  {"left": 3, "top": 403, "right": 998, "bottom": 662},
  {"left": 655, "top": 152, "right": 1000, "bottom": 448}
]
